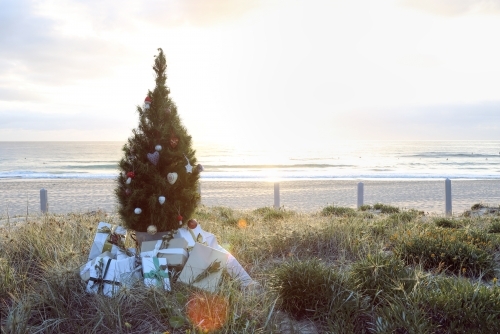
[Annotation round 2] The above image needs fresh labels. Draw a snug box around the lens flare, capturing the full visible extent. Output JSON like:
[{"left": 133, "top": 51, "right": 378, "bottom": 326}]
[
  {"left": 237, "top": 219, "right": 247, "bottom": 229},
  {"left": 186, "top": 292, "right": 228, "bottom": 332}
]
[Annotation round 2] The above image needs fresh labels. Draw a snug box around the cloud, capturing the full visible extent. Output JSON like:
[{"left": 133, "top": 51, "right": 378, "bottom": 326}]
[
  {"left": 0, "top": 109, "right": 130, "bottom": 131},
  {"left": 335, "top": 102, "right": 500, "bottom": 140},
  {"left": 400, "top": 0, "right": 500, "bottom": 16}
]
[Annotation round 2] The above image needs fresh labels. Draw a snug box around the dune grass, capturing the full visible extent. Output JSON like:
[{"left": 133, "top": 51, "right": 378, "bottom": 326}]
[{"left": 1, "top": 205, "right": 500, "bottom": 333}]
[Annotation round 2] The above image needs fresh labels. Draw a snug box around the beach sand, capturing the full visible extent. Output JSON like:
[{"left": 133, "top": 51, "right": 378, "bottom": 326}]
[{"left": 1, "top": 179, "right": 499, "bottom": 218}]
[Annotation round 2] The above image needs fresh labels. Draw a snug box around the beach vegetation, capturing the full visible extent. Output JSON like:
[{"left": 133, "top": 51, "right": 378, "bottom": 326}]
[
  {"left": 321, "top": 205, "right": 356, "bottom": 217},
  {"left": 359, "top": 204, "right": 372, "bottom": 211},
  {"left": 2, "top": 205, "right": 500, "bottom": 333},
  {"left": 434, "top": 217, "right": 462, "bottom": 228},
  {"left": 488, "top": 218, "right": 500, "bottom": 233},
  {"left": 373, "top": 203, "right": 400, "bottom": 214}
]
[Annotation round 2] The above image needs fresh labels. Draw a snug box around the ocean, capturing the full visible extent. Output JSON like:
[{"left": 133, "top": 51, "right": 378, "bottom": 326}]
[{"left": 0, "top": 141, "right": 499, "bottom": 181}]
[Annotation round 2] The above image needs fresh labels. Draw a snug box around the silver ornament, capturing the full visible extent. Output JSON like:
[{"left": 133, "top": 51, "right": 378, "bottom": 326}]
[
  {"left": 147, "top": 225, "right": 157, "bottom": 235},
  {"left": 158, "top": 196, "right": 166, "bottom": 205}
]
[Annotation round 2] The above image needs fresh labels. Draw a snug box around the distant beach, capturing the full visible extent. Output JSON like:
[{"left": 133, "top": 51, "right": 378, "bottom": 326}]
[{"left": 1, "top": 179, "right": 499, "bottom": 218}]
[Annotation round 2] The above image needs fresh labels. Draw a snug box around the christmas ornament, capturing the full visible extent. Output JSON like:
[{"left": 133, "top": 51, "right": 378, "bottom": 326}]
[
  {"left": 170, "top": 134, "right": 179, "bottom": 148},
  {"left": 167, "top": 172, "right": 178, "bottom": 185},
  {"left": 177, "top": 214, "right": 183, "bottom": 225},
  {"left": 147, "top": 151, "right": 160, "bottom": 166},
  {"left": 184, "top": 154, "right": 193, "bottom": 173},
  {"left": 155, "top": 145, "right": 162, "bottom": 152},
  {"left": 158, "top": 196, "right": 166, "bottom": 205},
  {"left": 144, "top": 96, "right": 152, "bottom": 110},
  {"left": 125, "top": 188, "right": 131, "bottom": 196},
  {"left": 147, "top": 225, "right": 157, "bottom": 235},
  {"left": 134, "top": 208, "right": 142, "bottom": 214},
  {"left": 126, "top": 171, "right": 135, "bottom": 184},
  {"left": 188, "top": 219, "right": 198, "bottom": 229},
  {"left": 196, "top": 164, "right": 204, "bottom": 173}
]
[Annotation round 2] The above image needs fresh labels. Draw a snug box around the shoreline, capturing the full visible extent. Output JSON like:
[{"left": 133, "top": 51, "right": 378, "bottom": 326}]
[{"left": 1, "top": 178, "right": 499, "bottom": 218}]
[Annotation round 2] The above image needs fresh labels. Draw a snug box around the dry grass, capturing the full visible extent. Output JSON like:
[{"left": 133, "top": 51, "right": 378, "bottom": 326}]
[{"left": 1, "top": 205, "right": 500, "bottom": 333}]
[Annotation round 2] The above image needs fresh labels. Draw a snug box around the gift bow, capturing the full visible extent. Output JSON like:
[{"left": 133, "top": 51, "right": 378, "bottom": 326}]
[
  {"left": 144, "top": 257, "right": 169, "bottom": 288},
  {"left": 97, "top": 225, "right": 127, "bottom": 253},
  {"left": 89, "top": 258, "right": 120, "bottom": 293}
]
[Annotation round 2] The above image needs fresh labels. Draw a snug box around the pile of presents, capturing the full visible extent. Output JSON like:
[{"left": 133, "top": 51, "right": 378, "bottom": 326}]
[{"left": 79, "top": 221, "right": 254, "bottom": 297}]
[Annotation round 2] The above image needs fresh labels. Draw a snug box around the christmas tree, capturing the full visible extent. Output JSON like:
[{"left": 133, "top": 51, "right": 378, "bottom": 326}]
[{"left": 116, "top": 48, "right": 201, "bottom": 233}]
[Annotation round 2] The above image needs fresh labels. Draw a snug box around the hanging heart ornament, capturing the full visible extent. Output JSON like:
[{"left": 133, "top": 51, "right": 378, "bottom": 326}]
[
  {"left": 158, "top": 196, "right": 166, "bottom": 205},
  {"left": 147, "top": 151, "right": 160, "bottom": 166},
  {"left": 167, "top": 172, "right": 178, "bottom": 185}
]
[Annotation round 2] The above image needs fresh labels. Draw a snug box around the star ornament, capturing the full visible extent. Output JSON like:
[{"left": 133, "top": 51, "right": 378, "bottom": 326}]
[{"left": 184, "top": 154, "right": 193, "bottom": 173}]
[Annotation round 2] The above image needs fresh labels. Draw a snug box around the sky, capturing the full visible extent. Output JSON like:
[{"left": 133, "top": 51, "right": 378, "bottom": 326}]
[{"left": 1, "top": 0, "right": 500, "bottom": 149}]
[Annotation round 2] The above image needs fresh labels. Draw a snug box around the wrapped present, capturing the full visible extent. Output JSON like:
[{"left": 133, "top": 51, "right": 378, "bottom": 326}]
[
  {"left": 79, "top": 251, "right": 113, "bottom": 282},
  {"left": 157, "top": 238, "right": 188, "bottom": 267},
  {"left": 117, "top": 247, "right": 136, "bottom": 261},
  {"left": 85, "top": 255, "right": 136, "bottom": 297},
  {"left": 175, "top": 224, "right": 218, "bottom": 249},
  {"left": 178, "top": 243, "right": 229, "bottom": 292},
  {"left": 142, "top": 257, "right": 170, "bottom": 290},
  {"left": 140, "top": 240, "right": 162, "bottom": 257},
  {"left": 88, "top": 222, "right": 127, "bottom": 261}
]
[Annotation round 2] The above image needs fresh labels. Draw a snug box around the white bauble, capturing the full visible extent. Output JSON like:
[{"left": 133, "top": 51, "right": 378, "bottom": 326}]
[
  {"left": 134, "top": 208, "right": 142, "bottom": 214},
  {"left": 155, "top": 145, "right": 162, "bottom": 151},
  {"left": 158, "top": 196, "right": 166, "bottom": 205},
  {"left": 147, "top": 225, "right": 157, "bottom": 235}
]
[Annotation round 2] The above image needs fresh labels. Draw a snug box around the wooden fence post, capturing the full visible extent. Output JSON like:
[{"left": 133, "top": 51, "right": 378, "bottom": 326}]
[
  {"left": 357, "top": 182, "right": 364, "bottom": 209},
  {"left": 274, "top": 182, "right": 280, "bottom": 209},
  {"left": 40, "top": 188, "right": 48, "bottom": 213},
  {"left": 445, "top": 178, "right": 452, "bottom": 216}
]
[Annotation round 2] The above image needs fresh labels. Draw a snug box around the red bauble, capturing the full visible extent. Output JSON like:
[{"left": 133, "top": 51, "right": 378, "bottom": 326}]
[
  {"left": 177, "top": 214, "right": 183, "bottom": 222},
  {"left": 144, "top": 96, "right": 152, "bottom": 103},
  {"left": 126, "top": 171, "right": 135, "bottom": 178},
  {"left": 188, "top": 219, "right": 198, "bottom": 229}
]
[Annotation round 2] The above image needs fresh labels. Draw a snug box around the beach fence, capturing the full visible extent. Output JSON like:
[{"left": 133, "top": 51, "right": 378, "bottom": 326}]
[
  {"left": 37, "top": 179, "right": 456, "bottom": 214},
  {"left": 270, "top": 179, "right": 454, "bottom": 214}
]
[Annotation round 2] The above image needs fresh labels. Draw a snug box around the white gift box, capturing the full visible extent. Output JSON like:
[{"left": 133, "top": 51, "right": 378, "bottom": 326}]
[
  {"left": 178, "top": 243, "right": 229, "bottom": 292},
  {"left": 157, "top": 238, "right": 189, "bottom": 267},
  {"left": 88, "top": 222, "right": 127, "bottom": 261},
  {"left": 141, "top": 257, "right": 170, "bottom": 290},
  {"left": 140, "top": 238, "right": 188, "bottom": 267},
  {"left": 85, "top": 255, "right": 136, "bottom": 297},
  {"left": 117, "top": 247, "right": 136, "bottom": 261},
  {"left": 79, "top": 251, "right": 113, "bottom": 282},
  {"left": 175, "top": 225, "right": 218, "bottom": 248}
]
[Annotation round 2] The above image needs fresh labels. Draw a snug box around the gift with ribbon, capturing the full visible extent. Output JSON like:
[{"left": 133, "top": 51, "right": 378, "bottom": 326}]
[
  {"left": 79, "top": 251, "right": 113, "bottom": 282},
  {"left": 83, "top": 255, "right": 137, "bottom": 297},
  {"left": 142, "top": 257, "right": 170, "bottom": 290},
  {"left": 175, "top": 224, "right": 218, "bottom": 250},
  {"left": 85, "top": 256, "right": 121, "bottom": 297},
  {"left": 88, "top": 222, "right": 128, "bottom": 261},
  {"left": 178, "top": 243, "right": 228, "bottom": 292}
]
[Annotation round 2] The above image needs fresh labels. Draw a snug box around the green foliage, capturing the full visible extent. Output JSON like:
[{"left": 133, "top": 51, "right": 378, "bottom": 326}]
[
  {"left": 253, "top": 207, "right": 293, "bottom": 221},
  {"left": 488, "top": 218, "right": 500, "bottom": 233},
  {"left": 471, "top": 203, "right": 486, "bottom": 210},
  {"left": 269, "top": 259, "right": 334, "bottom": 319},
  {"left": 419, "top": 277, "right": 500, "bottom": 334},
  {"left": 350, "top": 253, "right": 415, "bottom": 305},
  {"left": 373, "top": 203, "right": 400, "bottom": 214},
  {"left": 115, "top": 48, "right": 200, "bottom": 232},
  {"left": 434, "top": 217, "right": 461, "bottom": 229},
  {"left": 321, "top": 205, "right": 356, "bottom": 217},
  {"left": 359, "top": 204, "right": 372, "bottom": 211},
  {"left": 392, "top": 227, "right": 497, "bottom": 278}
]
